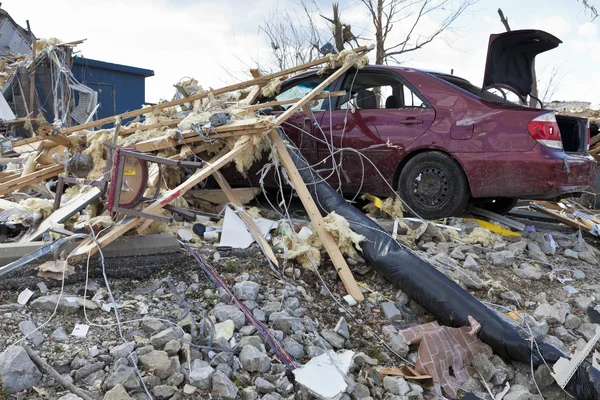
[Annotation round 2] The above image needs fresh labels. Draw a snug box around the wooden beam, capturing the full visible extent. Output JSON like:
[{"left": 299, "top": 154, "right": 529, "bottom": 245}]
[
  {"left": 268, "top": 130, "right": 363, "bottom": 301},
  {"left": 67, "top": 142, "right": 255, "bottom": 262},
  {"left": 120, "top": 118, "right": 183, "bottom": 136},
  {"left": 0, "top": 164, "right": 62, "bottom": 196},
  {"left": 212, "top": 170, "right": 279, "bottom": 267},
  {"left": 59, "top": 46, "right": 370, "bottom": 135},
  {"left": 29, "top": 39, "right": 37, "bottom": 118},
  {"left": 242, "top": 91, "right": 346, "bottom": 112}
]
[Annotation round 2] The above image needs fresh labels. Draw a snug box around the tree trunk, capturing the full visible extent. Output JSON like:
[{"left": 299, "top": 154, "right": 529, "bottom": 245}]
[{"left": 375, "top": 0, "right": 384, "bottom": 64}]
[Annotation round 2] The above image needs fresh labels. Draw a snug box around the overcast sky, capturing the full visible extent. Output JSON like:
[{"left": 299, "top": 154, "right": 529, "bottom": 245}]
[{"left": 6, "top": 0, "right": 599, "bottom": 107}]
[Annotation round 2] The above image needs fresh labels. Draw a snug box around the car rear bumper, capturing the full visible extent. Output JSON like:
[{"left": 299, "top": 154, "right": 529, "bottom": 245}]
[{"left": 456, "top": 147, "right": 597, "bottom": 199}]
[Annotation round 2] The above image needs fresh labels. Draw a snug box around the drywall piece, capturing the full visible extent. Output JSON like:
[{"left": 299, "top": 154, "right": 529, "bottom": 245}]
[
  {"left": 219, "top": 206, "right": 275, "bottom": 249},
  {"left": 551, "top": 326, "right": 600, "bottom": 388},
  {"left": 293, "top": 350, "right": 355, "bottom": 400}
]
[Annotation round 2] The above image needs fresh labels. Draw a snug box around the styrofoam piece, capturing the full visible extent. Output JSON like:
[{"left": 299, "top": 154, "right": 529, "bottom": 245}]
[
  {"left": 343, "top": 295, "right": 357, "bottom": 306},
  {"left": 293, "top": 350, "right": 355, "bottom": 399}
]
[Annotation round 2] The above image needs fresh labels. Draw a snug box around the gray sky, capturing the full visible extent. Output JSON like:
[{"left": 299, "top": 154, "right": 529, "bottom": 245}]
[{"left": 8, "top": 0, "right": 599, "bottom": 107}]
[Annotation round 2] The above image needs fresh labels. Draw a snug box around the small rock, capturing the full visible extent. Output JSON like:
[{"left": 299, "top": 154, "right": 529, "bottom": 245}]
[
  {"left": 212, "top": 370, "right": 238, "bottom": 400},
  {"left": 463, "top": 255, "right": 480, "bottom": 270},
  {"left": 486, "top": 250, "right": 515, "bottom": 267},
  {"left": 73, "top": 361, "right": 104, "bottom": 381},
  {"left": 282, "top": 337, "right": 304, "bottom": 359},
  {"left": 152, "top": 384, "right": 177, "bottom": 399},
  {"left": 183, "top": 383, "right": 197, "bottom": 394},
  {"left": 527, "top": 242, "right": 549, "bottom": 264},
  {"left": 240, "top": 325, "right": 257, "bottom": 336},
  {"left": 110, "top": 341, "right": 135, "bottom": 360},
  {"left": 533, "top": 303, "right": 564, "bottom": 324},
  {"left": 233, "top": 281, "right": 260, "bottom": 301},
  {"left": 321, "top": 330, "right": 345, "bottom": 349},
  {"left": 514, "top": 263, "right": 543, "bottom": 280},
  {"left": 211, "top": 304, "right": 246, "bottom": 329},
  {"left": 103, "top": 384, "right": 132, "bottom": 400},
  {"left": 578, "top": 323, "right": 600, "bottom": 341},
  {"left": 138, "top": 350, "right": 172, "bottom": 379},
  {"left": 381, "top": 302, "right": 402, "bottom": 322},
  {"left": 163, "top": 339, "right": 181, "bottom": 356},
  {"left": 239, "top": 345, "right": 271, "bottom": 372},
  {"left": 241, "top": 387, "right": 259, "bottom": 400},
  {"left": 51, "top": 326, "right": 69, "bottom": 342},
  {"left": 575, "top": 296, "right": 594, "bottom": 311},
  {"left": 471, "top": 353, "right": 498, "bottom": 382},
  {"left": 141, "top": 319, "right": 167, "bottom": 335},
  {"left": 150, "top": 328, "right": 178, "bottom": 350},
  {"left": 189, "top": 361, "right": 215, "bottom": 390},
  {"left": 579, "top": 251, "right": 598, "bottom": 265},
  {"left": 30, "top": 294, "right": 80, "bottom": 314},
  {"left": 565, "top": 314, "right": 581, "bottom": 330},
  {"left": 354, "top": 352, "right": 378, "bottom": 366},
  {"left": 564, "top": 249, "right": 579, "bottom": 260},
  {"left": 503, "top": 384, "right": 533, "bottom": 400},
  {"left": 383, "top": 376, "right": 410, "bottom": 396},
  {"left": 103, "top": 366, "right": 141, "bottom": 391},
  {"left": 0, "top": 346, "right": 42, "bottom": 393},
  {"left": 334, "top": 317, "right": 350, "bottom": 340},
  {"left": 19, "top": 320, "right": 44, "bottom": 346},
  {"left": 255, "top": 376, "right": 276, "bottom": 393}
]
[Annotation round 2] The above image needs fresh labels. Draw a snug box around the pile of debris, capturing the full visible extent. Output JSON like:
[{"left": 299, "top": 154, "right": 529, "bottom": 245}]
[{"left": 2, "top": 41, "right": 600, "bottom": 400}]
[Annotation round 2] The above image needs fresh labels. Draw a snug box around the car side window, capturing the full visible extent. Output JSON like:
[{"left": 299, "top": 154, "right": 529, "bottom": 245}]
[
  {"left": 274, "top": 76, "right": 331, "bottom": 111},
  {"left": 337, "top": 70, "right": 428, "bottom": 110}
]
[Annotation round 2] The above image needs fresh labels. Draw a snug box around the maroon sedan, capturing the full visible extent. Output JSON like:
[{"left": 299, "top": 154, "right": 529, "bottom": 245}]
[{"left": 230, "top": 30, "right": 596, "bottom": 219}]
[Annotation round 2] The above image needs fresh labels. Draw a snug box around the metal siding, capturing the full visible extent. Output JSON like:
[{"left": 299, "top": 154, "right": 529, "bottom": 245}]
[{"left": 71, "top": 60, "right": 150, "bottom": 122}]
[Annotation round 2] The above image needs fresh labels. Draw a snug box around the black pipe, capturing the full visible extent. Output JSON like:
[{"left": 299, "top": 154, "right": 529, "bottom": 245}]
[{"left": 281, "top": 129, "right": 600, "bottom": 399}]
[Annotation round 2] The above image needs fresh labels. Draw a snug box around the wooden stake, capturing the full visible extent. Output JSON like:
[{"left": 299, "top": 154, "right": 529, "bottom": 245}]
[{"left": 268, "top": 130, "right": 364, "bottom": 301}]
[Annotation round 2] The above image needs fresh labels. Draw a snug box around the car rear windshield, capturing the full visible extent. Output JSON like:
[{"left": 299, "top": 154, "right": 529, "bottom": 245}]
[{"left": 430, "top": 73, "right": 521, "bottom": 107}]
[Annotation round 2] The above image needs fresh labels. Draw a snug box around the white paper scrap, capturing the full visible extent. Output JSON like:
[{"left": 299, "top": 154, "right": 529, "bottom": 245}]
[{"left": 71, "top": 324, "right": 90, "bottom": 338}]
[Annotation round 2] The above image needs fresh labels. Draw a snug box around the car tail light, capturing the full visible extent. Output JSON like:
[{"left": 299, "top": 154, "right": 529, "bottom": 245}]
[
  {"left": 527, "top": 113, "right": 563, "bottom": 150},
  {"left": 587, "top": 120, "right": 591, "bottom": 151}
]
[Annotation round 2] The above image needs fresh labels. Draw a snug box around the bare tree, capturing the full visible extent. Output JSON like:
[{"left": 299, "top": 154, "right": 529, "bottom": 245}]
[
  {"left": 360, "top": 0, "right": 476, "bottom": 65},
  {"left": 539, "top": 62, "right": 566, "bottom": 104},
  {"left": 260, "top": 1, "right": 324, "bottom": 70},
  {"left": 578, "top": 0, "right": 599, "bottom": 19}
]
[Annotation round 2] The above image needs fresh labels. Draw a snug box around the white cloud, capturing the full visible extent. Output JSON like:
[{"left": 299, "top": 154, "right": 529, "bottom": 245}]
[
  {"left": 532, "top": 15, "right": 570, "bottom": 38},
  {"left": 579, "top": 22, "right": 597, "bottom": 38}
]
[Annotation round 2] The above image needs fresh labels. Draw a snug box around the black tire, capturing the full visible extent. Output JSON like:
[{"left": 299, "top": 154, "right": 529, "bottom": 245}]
[
  {"left": 398, "top": 151, "right": 470, "bottom": 219},
  {"left": 476, "top": 198, "right": 518, "bottom": 215}
]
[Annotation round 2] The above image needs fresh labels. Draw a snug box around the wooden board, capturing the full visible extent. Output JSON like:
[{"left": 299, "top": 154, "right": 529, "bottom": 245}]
[
  {"left": 20, "top": 187, "right": 102, "bottom": 242},
  {"left": 269, "top": 130, "right": 363, "bottom": 302},
  {"left": 0, "top": 164, "right": 62, "bottom": 196}
]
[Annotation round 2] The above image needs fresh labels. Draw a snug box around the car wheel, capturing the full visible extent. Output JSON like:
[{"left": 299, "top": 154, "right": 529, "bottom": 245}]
[
  {"left": 476, "top": 198, "right": 518, "bottom": 215},
  {"left": 398, "top": 151, "right": 470, "bottom": 219}
]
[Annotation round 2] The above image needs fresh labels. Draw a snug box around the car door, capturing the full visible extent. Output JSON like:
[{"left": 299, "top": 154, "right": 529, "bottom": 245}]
[{"left": 316, "top": 67, "right": 436, "bottom": 195}]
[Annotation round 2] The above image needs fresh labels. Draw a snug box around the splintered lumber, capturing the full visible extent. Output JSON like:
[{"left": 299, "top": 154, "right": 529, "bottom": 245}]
[
  {"left": 0, "top": 164, "right": 62, "bottom": 196},
  {"left": 67, "top": 143, "right": 255, "bottom": 262},
  {"left": 20, "top": 187, "right": 102, "bottom": 242},
  {"left": 530, "top": 201, "right": 596, "bottom": 231},
  {"left": 212, "top": 170, "right": 279, "bottom": 267},
  {"left": 134, "top": 117, "right": 273, "bottom": 152},
  {"left": 59, "top": 46, "right": 370, "bottom": 135},
  {"left": 269, "top": 130, "right": 364, "bottom": 302}
]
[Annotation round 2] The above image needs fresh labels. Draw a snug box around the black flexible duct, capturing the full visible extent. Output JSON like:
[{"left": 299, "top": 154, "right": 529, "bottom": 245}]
[{"left": 280, "top": 129, "right": 600, "bottom": 399}]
